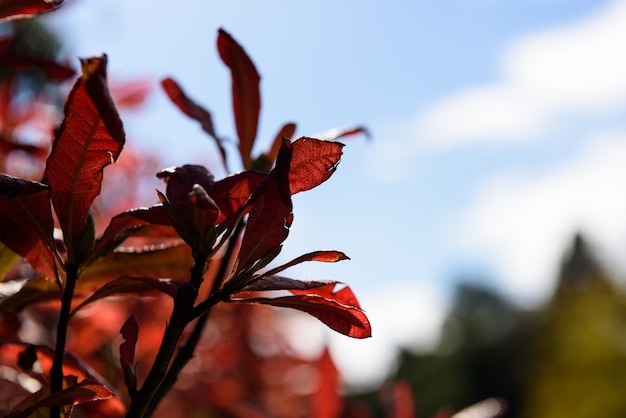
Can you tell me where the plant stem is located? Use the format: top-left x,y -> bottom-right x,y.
124,256 -> 206,418
49,263 -> 78,418
142,220 -> 245,416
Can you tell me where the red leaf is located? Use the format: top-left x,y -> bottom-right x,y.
232,293 -> 371,339
44,55 -> 125,261
161,77 -> 227,167
259,250 -> 349,279
5,376 -> 114,418
0,175 -> 56,278
0,0 -> 66,22
234,139 -> 292,273
79,243 -> 193,290
289,137 -> 344,194
72,276 -> 184,314
119,315 -> 138,368
217,28 -> 260,169
242,277 -> 336,292
290,282 -> 362,309
211,170 -> 265,223
156,164 -> 216,243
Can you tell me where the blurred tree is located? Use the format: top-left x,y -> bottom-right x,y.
520,234 -> 626,418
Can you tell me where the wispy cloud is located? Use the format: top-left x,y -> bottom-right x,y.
417,0 -> 626,149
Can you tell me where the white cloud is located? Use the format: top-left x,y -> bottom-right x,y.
417,0 -> 626,148
450,132 -> 626,303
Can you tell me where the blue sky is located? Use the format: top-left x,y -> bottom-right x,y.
41,0 -> 626,385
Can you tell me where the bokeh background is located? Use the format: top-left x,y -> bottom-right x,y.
10,0 -> 626,416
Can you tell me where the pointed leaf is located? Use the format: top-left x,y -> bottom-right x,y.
259,250 -> 349,279
217,28 -> 260,169
44,55 -> 125,261
0,0 -> 66,22
161,77 -> 227,167
232,293 -> 371,339
234,139 -> 292,273
289,137 -> 344,194
72,276 -> 184,314
242,276 -> 336,292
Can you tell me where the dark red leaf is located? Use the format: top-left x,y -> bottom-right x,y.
289,137 -> 344,194
72,276 -> 185,314
211,170 -> 265,223
232,293 -> 371,339
234,139 -> 292,273
161,77 -> 227,167
0,176 -> 56,279
315,125 -> 370,141
217,28 -> 260,169
156,165 -> 216,245
241,276 -> 335,292
44,55 -> 125,261
119,315 -> 138,368
258,250 -> 349,279
5,376 -> 114,418
79,243 -> 193,290
0,174 -> 48,197
0,0 -> 66,22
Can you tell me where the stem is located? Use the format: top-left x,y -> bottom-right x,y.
49,263 -> 78,418
125,257 -> 206,418
143,220 -> 245,416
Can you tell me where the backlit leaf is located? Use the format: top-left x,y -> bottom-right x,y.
161,77 -> 227,168
211,170 -> 265,223
44,55 -> 125,262
79,243 -> 193,290
0,0 -> 66,22
72,276 -> 184,315
217,28 -> 260,169
232,293 -> 371,339
0,242 -> 20,280
289,137 -> 344,194
234,139 -> 292,273
258,250 -> 349,279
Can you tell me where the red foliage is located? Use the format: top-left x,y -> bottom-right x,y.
0,11 -> 375,417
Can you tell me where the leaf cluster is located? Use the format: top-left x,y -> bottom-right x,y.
0,5 -> 370,417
